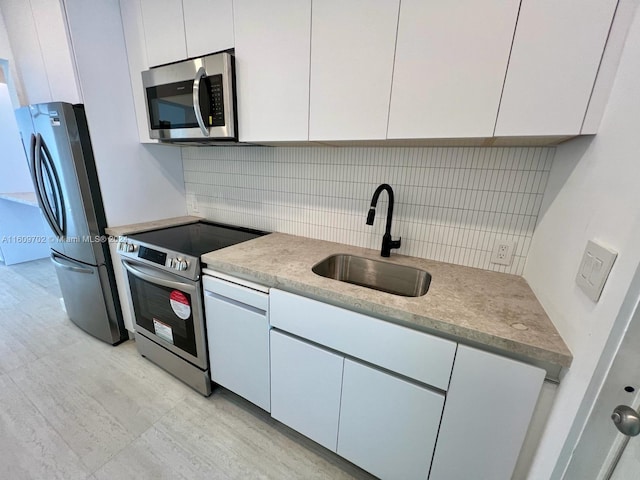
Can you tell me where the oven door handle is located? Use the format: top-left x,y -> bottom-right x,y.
122,260 -> 197,293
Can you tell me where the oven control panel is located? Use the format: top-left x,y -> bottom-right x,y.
118,238 -> 199,280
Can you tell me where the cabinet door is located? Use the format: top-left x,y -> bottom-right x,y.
140,0 -> 187,67
119,0 -> 157,143
233,0 -> 311,142
270,330 -> 343,451
309,0 -> 399,141
338,359 -> 444,480
387,0 -> 519,139
495,0 -> 618,136
204,287 -> 270,412
1,0 -> 51,104
30,0 -> 81,104
429,345 -> 545,480
183,0 -> 233,58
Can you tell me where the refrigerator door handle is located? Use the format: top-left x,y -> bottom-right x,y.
31,134 -> 60,237
35,134 -> 65,238
51,252 -> 94,274
29,134 -> 46,208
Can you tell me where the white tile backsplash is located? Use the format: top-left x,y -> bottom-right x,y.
182,146 -> 555,275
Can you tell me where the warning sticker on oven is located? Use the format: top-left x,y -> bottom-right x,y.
170,290 -> 191,320
153,318 -> 174,344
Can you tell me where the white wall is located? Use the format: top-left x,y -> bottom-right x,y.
183,146 -> 554,274
63,0 -> 186,227
524,5 -> 640,478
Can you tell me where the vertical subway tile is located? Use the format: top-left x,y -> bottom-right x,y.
180,145 -> 554,275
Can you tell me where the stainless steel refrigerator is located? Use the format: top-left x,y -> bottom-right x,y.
15,102 -> 127,345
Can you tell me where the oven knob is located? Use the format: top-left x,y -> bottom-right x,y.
117,241 -> 123,251
127,243 -> 137,253
167,258 -> 174,268
178,260 -> 189,271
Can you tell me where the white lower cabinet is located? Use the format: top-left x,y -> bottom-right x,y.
268,289 -> 547,479
429,345 -> 545,479
337,359 -> 445,480
270,330 -> 344,451
203,274 -> 270,411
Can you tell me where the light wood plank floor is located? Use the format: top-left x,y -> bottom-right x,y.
0,259 -> 375,479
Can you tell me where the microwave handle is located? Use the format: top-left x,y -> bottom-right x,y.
193,67 -> 210,137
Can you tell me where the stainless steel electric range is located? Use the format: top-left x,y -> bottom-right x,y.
118,221 -> 267,395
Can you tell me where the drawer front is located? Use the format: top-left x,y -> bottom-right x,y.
203,274 -> 269,311
270,289 -> 456,390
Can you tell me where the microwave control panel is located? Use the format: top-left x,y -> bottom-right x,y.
206,74 -> 225,127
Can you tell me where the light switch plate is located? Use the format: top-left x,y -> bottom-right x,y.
576,240 -> 617,302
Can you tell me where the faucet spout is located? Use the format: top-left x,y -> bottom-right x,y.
366,184 -> 401,257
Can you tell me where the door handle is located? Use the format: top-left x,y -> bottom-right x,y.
192,66 -> 210,137
35,134 -> 65,238
122,260 -> 196,293
611,405 -> 640,437
51,253 -> 94,274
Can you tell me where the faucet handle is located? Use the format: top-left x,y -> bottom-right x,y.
390,237 -> 401,250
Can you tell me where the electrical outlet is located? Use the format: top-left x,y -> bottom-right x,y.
186,193 -> 199,213
491,239 -> 516,266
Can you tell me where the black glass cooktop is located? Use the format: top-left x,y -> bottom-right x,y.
129,221 -> 267,257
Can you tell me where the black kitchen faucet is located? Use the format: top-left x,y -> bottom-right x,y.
366,183 -> 401,257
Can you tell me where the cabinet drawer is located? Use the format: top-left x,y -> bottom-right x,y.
203,274 -> 268,311
270,289 -> 456,390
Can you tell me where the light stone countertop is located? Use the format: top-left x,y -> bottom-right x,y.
202,232 -> 572,379
0,192 -> 39,207
104,215 -> 203,237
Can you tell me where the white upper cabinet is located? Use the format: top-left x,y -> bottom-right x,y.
1,0 -> 80,105
30,0 -> 81,104
233,0 -> 311,142
140,0 -> 187,67
140,0 -> 234,67
309,0 -> 400,141
183,0 -> 234,58
120,0 -> 156,143
387,0 -> 519,139
495,0 -> 618,137
1,0 -> 50,104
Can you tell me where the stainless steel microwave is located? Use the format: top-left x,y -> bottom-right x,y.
142,52 -> 236,143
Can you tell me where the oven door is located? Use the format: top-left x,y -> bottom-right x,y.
122,259 -> 207,370
142,53 -> 236,141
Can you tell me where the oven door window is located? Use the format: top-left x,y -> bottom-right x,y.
127,272 -> 197,357
146,76 -> 221,130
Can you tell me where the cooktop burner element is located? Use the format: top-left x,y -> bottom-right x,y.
118,221 -> 267,280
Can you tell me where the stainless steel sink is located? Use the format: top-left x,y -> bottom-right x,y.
312,254 -> 431,297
